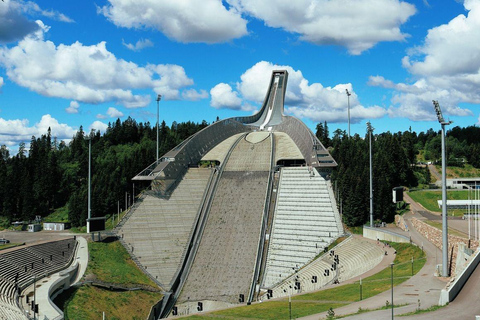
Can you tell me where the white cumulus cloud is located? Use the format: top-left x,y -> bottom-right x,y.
228,0 -> 416,54
65,101 -> 80,114
107,107 -> 124,118
0,0 -> 40,43
0,114 -> 77,149
369,0 -> 480,121
0,0 -> 73,44
97,107 -> 124,119
21,1 -> 74,23
122,38 -> 154,51
182,89 -> 209,101
210,83 -> 243,110
212,61 -> 387,123
98,0 -> 248,44
0,23 -> 206,108
89,120 -> 108,133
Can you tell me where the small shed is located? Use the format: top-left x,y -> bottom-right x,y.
28,224 -> 42,232
43,222 -> 71,231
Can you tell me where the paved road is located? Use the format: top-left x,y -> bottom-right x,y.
428,164 -> 441,182
299,209 -> 446,320
405,192 -> 472,240
1,229 -> 75,244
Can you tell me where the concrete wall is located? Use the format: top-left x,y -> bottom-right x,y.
439,248 -> 480,305
395,215 -> 408,232
47,262 -> 80,319
411,218 -> 479,276
363,226 -> 410,243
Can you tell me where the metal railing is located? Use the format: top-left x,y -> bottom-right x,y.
156,133 -> 247,318
248,133 -> 275,303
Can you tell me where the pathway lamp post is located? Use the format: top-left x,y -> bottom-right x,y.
391,262 -> 394,320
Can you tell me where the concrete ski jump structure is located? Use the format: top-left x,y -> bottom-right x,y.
119,70 -> 355,318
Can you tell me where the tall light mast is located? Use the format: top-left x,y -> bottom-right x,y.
346,89 -> 351,137
433,100 -> 453,277
156,94 -> 162,164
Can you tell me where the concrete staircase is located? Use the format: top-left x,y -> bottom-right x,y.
119,168 -> 212,290
263,167 -> 342,288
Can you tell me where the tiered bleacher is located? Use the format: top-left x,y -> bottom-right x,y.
0,301 -> 27,320
0,238 -> 77,319
263,166 -> 343,288
177,134 -> 272,305
120,168 -> 212,290
269,236 -> 384,299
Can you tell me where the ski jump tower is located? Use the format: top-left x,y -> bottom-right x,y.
125,70 -> 342,318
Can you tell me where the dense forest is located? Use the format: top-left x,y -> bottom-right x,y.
1,118 -> 480,228
0,117 -> 208,227
316,122 -> 480,226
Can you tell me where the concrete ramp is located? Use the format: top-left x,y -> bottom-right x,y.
176,134 -> 272,309
120,168 -> 212,290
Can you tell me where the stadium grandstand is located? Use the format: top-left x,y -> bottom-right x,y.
118,70 -> 352,318
0,238 -> 78,319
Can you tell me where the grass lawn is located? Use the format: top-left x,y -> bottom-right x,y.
398,303 -> 445,317
346,226 -> 363,235
43,206 -> 69,223
442,164 -> 480,179
182,242 -> 425,319
295,243 -> 425,303
0,243 -> 24,251
42,204 -> 129,233
193,301 -> 346,320
86,239 -> 158,287
59,285 -> 161,320
104,208 -> 129,230
408,190 -> 473,214
60,238 -> 163,319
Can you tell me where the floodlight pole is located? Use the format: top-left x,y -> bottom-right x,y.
433,100 -> 452,277
346,89 -> 351,137
156,94 -> 162,164
367,122 -> 374,227
87,135 -> 92,233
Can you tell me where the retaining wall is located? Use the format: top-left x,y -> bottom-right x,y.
395,215 -> 408,232
411,217 -> 479,276
439,247 -> 480,305
363,226 -> 410,243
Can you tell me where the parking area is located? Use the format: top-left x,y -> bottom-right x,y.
0,229 -> 77,246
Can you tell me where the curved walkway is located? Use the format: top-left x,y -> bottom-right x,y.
21,236 -> 88,320
300,210 -> 446,320
302,190 -> 480,320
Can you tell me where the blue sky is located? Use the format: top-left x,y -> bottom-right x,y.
1,0 -> 479,154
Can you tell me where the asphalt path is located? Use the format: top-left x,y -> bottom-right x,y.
1,229 -> 75,244
298,208 -> 447,320
428,164 -> 442,182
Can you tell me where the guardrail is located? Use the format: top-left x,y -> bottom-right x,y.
439,248 -> 480,305
363,226 -> 411,243
248,133 -> 275,304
